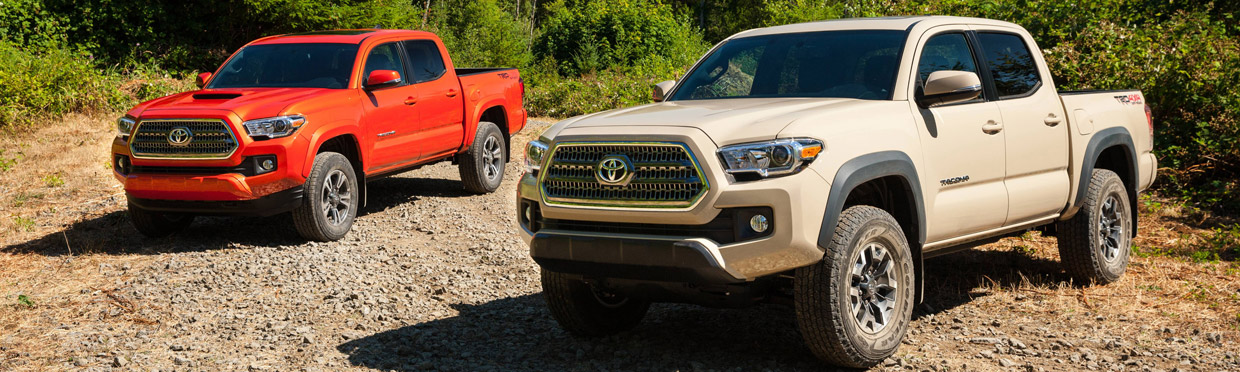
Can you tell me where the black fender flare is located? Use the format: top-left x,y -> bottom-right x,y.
1066,126 -> 1138,234
818,151 -> 926,248
818,151 -> 927,302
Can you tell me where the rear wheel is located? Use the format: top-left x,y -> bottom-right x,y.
1056,169 -> 1131,284
128,203 -> 194,237
458,122 -> 506,193
292,152 -> 358,242
541,270 -> 650,337
795,205 -> 914,368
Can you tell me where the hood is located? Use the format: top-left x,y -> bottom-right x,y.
550,98 -> 892,145
138,88 -> 344,120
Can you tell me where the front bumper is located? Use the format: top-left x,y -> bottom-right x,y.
518,126 -> 831,283
129,186 -> 304,217
111,120 -> 311,203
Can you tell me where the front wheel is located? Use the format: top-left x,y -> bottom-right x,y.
1056,169 -> 1132,284
541,270 -> 650,337
292,152 -> 358,242
458,121 -> 506,193
795,205 -> 915,368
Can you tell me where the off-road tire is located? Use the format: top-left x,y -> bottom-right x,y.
458,121 -> 505,194
292,152 -> 358,242
1056,169 -> 1132,285
128,203 -> 194,237
541,269 -> 650,337
795,205 -> 915,368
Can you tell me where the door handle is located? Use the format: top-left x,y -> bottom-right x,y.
1044,113 -> 1062,126
404,96 -> 418,105
446,89 -> 458,98
981,120 -> 1003,134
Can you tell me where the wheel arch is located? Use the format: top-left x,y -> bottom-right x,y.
313,133 -> 366,207
477,105 -> 510,162
819,151 -> 927,302
1068,126 -> 1138,236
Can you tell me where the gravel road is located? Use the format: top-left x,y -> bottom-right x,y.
2,118 -> 1237,371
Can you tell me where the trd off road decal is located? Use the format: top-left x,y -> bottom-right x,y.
1113,93 -> 1143,105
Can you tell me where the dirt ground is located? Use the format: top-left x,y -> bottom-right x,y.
1,114 -> 1237,371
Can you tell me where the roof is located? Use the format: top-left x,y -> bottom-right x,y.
248,29 -> 432,45
732,16 -> 1023,39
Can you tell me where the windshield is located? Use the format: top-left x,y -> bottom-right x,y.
207,43 -> 359,89
669,30 -> 906,101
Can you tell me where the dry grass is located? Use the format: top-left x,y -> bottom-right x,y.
0,113 -> 128,246
952,200 -> 1240,343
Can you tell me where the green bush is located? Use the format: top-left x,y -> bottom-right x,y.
428,0 -> 532,68
535,0 -> 706,76
0,41 -> 193,128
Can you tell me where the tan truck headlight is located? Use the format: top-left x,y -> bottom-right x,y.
525,140 -> 548,174
718,138 -> 823,179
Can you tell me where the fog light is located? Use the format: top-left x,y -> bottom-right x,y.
749,214 -> 769,233
114,155 -> 130,175
260,159 -> 275,171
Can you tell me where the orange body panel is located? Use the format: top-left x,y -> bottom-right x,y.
113,30 -> 525,208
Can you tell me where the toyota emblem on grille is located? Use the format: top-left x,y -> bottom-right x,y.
596,155 -> 635,186
167,126 -> 194,146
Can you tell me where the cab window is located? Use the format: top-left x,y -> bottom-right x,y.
363,42 -> 406,85
976,33 -> 1041,98
916,33 -> 980,100
402,40 -> 447,83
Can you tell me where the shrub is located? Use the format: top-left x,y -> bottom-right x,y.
0,41 -> 193,128
535,0 -> 706,76
427,0 -> 532,68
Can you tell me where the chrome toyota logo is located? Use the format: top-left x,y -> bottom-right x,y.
167,126 -> 193,146
596,155 -> 635,186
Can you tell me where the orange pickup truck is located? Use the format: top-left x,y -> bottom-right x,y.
112,29 -> 526,241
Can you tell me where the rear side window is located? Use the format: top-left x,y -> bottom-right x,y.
363,42 -> 405,84
402,40 -> 447,83
977,33 -> 1040,98
917,33 -> 979,89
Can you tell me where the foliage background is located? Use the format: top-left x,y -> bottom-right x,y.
0,0 -> 1237,209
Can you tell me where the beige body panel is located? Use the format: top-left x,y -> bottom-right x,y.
520,15 -> 1158,280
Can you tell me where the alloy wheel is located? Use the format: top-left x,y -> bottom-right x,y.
481,135 -> 503,182
1098,195 -> 1125,262
320,169 -> 352,226
850,242 -> 898,334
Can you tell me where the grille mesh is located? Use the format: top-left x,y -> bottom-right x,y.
130,119 -> 238,159
541,143 -> 707,208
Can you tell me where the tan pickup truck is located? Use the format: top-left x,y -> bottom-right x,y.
516,16 -> 1156,367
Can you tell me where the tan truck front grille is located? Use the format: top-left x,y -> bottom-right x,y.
129,119 -> 239,159
540,142 -> 708,208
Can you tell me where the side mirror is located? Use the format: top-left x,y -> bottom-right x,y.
364,70 -> 402,89
918,70 -> 982,108
652,80 -> 676,102
195,72 -> 212,88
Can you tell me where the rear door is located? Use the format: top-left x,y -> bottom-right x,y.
361,41 -> 421,171
910,27 -> 1009,242
401,39 -> 465,160
971,28 -> 1071,224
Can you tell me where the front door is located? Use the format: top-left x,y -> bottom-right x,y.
361,41 -> 421,172
911,29 -> 1009,243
